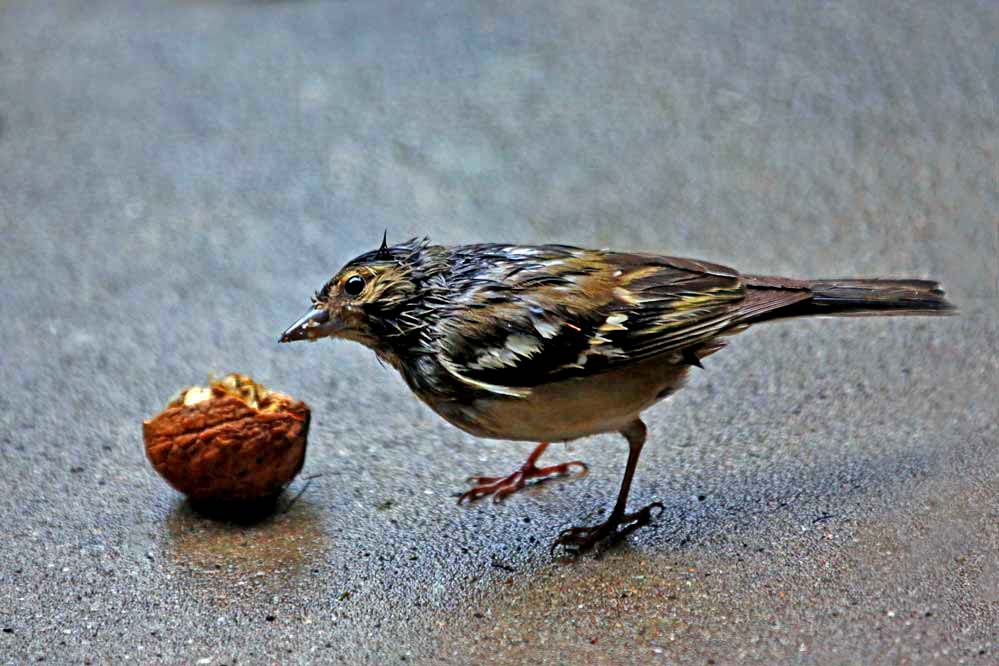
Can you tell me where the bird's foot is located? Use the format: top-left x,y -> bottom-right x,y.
458,458 -> 588,504
551,501 -> 665,556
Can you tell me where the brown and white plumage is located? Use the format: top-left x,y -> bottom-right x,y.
280,237 -> 955,554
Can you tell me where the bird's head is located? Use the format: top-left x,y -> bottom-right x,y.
279,235 -> 432,350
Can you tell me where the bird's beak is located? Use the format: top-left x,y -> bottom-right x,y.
279,307 -> 337,343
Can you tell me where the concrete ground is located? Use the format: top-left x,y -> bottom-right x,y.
1,1 -> 996,664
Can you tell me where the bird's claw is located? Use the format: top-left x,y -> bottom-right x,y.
551,501 -> 665,556
458,460 -> 588,504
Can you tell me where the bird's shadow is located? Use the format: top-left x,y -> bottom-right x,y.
540,442 -> 938,562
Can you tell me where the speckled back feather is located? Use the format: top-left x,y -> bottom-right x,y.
318,239 -> 954,401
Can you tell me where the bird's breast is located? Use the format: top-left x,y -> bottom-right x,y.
411,354 -> 691,442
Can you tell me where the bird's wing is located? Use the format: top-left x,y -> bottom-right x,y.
433,245 -> 750,397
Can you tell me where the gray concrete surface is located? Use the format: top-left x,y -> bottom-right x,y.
1,1 -> 996,664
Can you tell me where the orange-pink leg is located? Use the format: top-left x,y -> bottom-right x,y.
458,442 -> 588,504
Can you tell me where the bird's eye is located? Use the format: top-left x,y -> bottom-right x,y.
343,275 -> 366,297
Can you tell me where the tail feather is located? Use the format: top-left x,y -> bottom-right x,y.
741,276 -> 957,322
807,278 -> 955,316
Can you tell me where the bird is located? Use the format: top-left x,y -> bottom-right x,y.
279,235 -> 955,554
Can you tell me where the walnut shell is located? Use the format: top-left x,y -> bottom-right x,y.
143,374 -> 310,502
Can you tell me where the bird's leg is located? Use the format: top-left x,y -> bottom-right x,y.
458,441 -> 588,504
552,419 -> 664,555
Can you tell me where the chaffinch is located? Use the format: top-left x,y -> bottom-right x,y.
281,236 -> 954,554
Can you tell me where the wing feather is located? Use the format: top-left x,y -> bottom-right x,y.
434,246 -> 749,396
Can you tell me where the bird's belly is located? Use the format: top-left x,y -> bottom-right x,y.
432,357 -> 690,442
